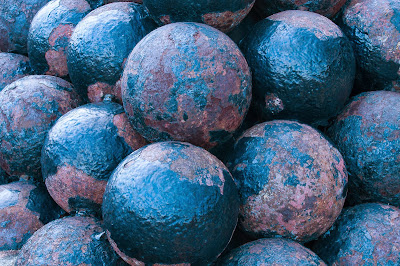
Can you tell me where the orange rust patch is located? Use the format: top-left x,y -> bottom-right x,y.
159,15 -> 171,25
45,49 -> 68,77
48,24 -> 74,47
201,2 -> 255,33
88,82 -> 120,103
265,93 -> 284,115
45,164 -> 107,213
112,113 -> 147,150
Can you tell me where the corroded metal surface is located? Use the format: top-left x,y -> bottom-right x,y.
0,181 -> 63,251
241,10 -> 355,126
143,0 -> 255,32
219,238 -> 326,265
340,0 -> 400,92
122,22 -> 252,150
28,0 -> 93,78
42,99 -> 146,214
227,120 -> 348,242
0,75 -> 83,180
254,0 -> 347,19
312,203 -> 400,265
0,53 -> 32,91
102,141 -> 239,264
328,91 -> 400,206
15,216 -> 123,265
67,2 -> 157,103
0,0 -> 50,54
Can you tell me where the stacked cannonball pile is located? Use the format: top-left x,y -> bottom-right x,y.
0,0 -> 399,264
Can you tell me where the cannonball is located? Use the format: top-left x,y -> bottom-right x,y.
142,0 -> 255,33
219,238 -> 326,265
241,10 -> 355,126
0,53 -> 32,91
328,91 -> 400,206
0,250 -> 18,266
102,141 -> 239,264
254,0 -> 347,19
312,203 -> 400,265
28,0 -> 94,78
0,75 -> 83,180
42,97 -> 146,214
227,120 -> 348,242
0,181 -> 63,251
0,0 -> 50,54
67,2 -> 158,103
340,0 -> 400,92
122,22 -> 252,150
15,216 -> 123,265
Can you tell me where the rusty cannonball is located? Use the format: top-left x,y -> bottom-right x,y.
15,216 -> 123,265
142,0 -> 255,33
0,75 -> 83,180
0,181 -> 63,251
254,0 -> 347,19
102,141 -> 239,264
0,53 -> 32,91
67,2 -> 158,103
219,238 -> 326,265
340,0 -> 400,92
0,0 -> 50,54
227,120 -> 348,242
312,203 -> 400,265
328,91 -> 400,207
42,97 -> 146,215
28,0 -> 94,78
122,22 -> 252,150
241,10 -> 355,126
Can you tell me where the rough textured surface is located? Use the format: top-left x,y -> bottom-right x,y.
254,0 -> 347,19
340,0 -> 400,92
28,0 -> 93,78
15,216 -> 124,265
312,203 -> 400,265
0,75 -> 83,181
0,181 -> 63,251
67,2 -> 157,103
0,250 -> 19,266
0,53 -> 32,91
0,0 -> 50,54
227,120 -> 348,242
105,0 -> 142,3
42,98 -> 146,214
143,0 -> 255,33
328,91 -> 400,206
122,22 -> 252,150
241,10 -> 355,126
102,141 -> 239,264
219,238 -> 326,265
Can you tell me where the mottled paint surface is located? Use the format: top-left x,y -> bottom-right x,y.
42,99 -> 146,214
0,53 -> 32,91
227,120 -> 348,242
328,91 -> 400,206
0,75 -> 83,180
219,238 -> 326,265
340,0 -> 400,92
313,203 -> 400,265
143,0 -> 255,32
67,2 -> 158,103
254,0 -> 347,19
122,22 -> 252,150
0,0 -> 50,54
0,181 -> 63,251
102,141 -> 239,264
15,216 -> 123,265
241,10 -> 355,126
28,0 -> 93,78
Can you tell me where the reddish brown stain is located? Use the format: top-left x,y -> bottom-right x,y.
112,113 -> 147,150
45,164 -> 107,213
88,81 -> 122,104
